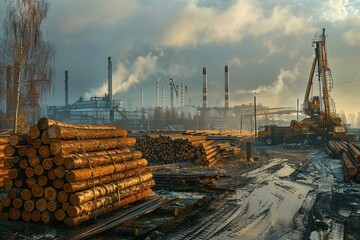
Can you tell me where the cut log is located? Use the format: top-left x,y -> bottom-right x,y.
66,158 -> 148,182
8,188 -> 20,199
44,186 -> 57,201
26,147 -> 37,157
9,134 -> 25,147
63,168 -> 146,193
4,145 -> 16,157
0,137 -> 9,145
24,200 -> 35,212
26,177 -> 37,188
41,131 -> 51,145
42,158 -> 53,170
21,189 -> 32,201
36,198 -> 48,212
47,125 -> 127,140
22,211 -> 32,222
9,207 -> 21,220
62,202 -> 70,211
54,166 -> 66,178
47,200 -> 58,212
1,196 -> 11,207
3,177 -> 13,189
32,139 -> 42,149
14,178 -> 23,187
25,167 -> 35,178
69,173 -> 153,206
19,159 -> 29,169
38,175 -> 48,186
63,150 -> 141,170
64,188 -> 152,227
47,169 -> 56,180
12,197 -> 23,208
50,137 -> 136,155
58,191 -> 68,203
52,178 -> 64,189
31,210 -> 41,222
37,118 -> 117,131
29,124 -> 41,139
54,209 -> 66,222
32,184 -> 44,197
67,181 -> 154,217
29,155 -> 41,168
34,165 -> 44,176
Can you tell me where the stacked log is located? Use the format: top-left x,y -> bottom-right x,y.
0,136 -> 11,188
215,142 -> 242,160
326,140 -> 360,183
135,134 -> 206,164
194,141 -> 221,166
0,118 -> 154,226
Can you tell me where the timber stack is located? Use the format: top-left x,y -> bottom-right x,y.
194,140 -> 221,166
0,136 -> 11,188
0,118 -> 154,227
135,134 -> 220,166
326,140 -> 360,183
215,142 -> 242,160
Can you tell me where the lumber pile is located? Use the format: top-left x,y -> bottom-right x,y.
153,172 -> 224,192
135,134 -> 221,166
0,136 -> 11,188
194,140 -> 221,166
215,142 -> 242,160
0,118 -> 154,226
326,140 -> 360,183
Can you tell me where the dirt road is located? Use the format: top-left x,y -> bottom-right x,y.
163,145 -> 360,240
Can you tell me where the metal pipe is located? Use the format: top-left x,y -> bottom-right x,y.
156,81 -> 159,108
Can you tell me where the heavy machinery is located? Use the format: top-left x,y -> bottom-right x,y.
259,28 -> 355,145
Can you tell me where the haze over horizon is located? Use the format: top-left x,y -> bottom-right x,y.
1,0 -> 360,126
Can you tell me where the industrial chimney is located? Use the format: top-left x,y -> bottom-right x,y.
107,57 -> 113,109
155,81 -> 159,108
202,67 -> 208,109
65,70 -> 69,107
225,65 -> 230,109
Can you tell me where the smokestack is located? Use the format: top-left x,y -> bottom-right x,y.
225,65 -> 230,109
65,70 -> 69,107
162,85 -> 165,109
156,81 -> 159,108
141,88 -> 144,109
202,67 -> 208,109
107,57 -> 113,109
180,83 -> 184,108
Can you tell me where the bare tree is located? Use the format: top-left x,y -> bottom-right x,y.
0,0 -> 55,132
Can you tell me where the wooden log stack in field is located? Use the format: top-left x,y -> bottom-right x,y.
135,134 -> 222,166
0,118 -> 154,226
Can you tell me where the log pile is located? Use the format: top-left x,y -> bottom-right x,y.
215,142 -> 242,160
0,136 -> 11,188
153,172 -> 224,192
326,140 -> 360,183
135,134 -> 221,166
194,140 -> 221,166
0,118 -> 154,226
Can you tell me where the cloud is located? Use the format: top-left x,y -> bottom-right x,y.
161,0 -> 313,48
237,67 -> 299,96
61,0 -> 139,32
343,16 -> 360,46
321,0 -> 360,22
228,57 -> 242,66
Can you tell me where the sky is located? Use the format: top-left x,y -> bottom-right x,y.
1,0 -> 360,123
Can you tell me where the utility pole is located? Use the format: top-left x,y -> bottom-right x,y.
254,96 -> 257,139
297,98 -> 299,121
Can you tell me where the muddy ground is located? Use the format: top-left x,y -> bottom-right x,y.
159,143 -> 360,240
